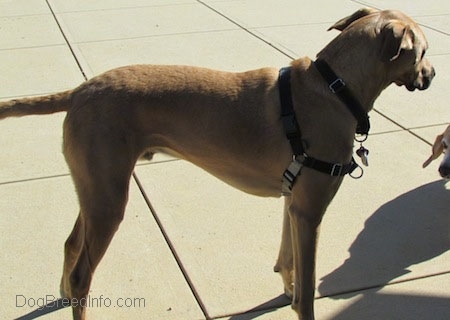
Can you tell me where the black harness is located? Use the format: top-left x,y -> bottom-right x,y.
279,59 -> 370,195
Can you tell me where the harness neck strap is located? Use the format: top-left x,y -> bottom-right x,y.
314,58 -> 370,136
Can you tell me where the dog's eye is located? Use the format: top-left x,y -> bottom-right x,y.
442,141 -> 448,149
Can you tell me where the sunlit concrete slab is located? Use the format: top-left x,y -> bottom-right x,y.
216,273 -> 450,319
201,0 -> 362,28
0,176 -> 204,319
55,3 -> 237,44
73,30 -> 290,78
375,55 -> 450,129
134,129 -> 449,318
0,0 -> 50,17
0,114 -> 69,183
0,46 -> 84,99
317,131 -> 449,298
135,161 -> 285,317
357,0 -> 450,16
48,0 -> 195,13
0,15 -> 65,50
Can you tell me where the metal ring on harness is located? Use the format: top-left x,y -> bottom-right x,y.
354,133 -> 368,143
349,163 -> 364,179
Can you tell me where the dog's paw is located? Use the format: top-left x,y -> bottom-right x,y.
284,284 -> 294,300
60,278 -> 71,299
274,265 -> 295,299
273,263 -> 281,273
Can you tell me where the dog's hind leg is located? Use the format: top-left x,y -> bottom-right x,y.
60,214 -> 83,298
64,164 -> 134,320
61,122 -> 139,319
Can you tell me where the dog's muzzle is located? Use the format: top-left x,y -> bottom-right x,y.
409,60 -> 436,91
439,162 -> 450,179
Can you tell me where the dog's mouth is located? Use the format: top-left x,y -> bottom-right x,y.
395,66 -> 435,92
396,80 -> 430,92
395,80 -> 417,91
405,83 -> 417,91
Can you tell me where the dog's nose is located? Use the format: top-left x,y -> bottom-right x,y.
421,66 -> 436,90
439,163 -> 450,179
429,66 -> 436,81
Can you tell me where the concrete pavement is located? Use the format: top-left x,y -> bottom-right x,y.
1,1 -> 449,319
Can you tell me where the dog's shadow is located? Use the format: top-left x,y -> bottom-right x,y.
318,179 -> 449,296
230,180 -> 449,319
316,179 -> 450,319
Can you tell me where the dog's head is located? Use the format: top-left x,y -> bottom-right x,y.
423,125 -> 450,179
328,8 -> 435,91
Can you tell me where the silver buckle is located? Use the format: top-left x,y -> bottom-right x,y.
329,78 -> 345,94
331,163 -> 343,176
282,158 -> 304,195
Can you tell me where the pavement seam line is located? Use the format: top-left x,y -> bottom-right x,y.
350,0 -> 449,36
132,172 -> 212,320
317,270 -> 450,300
373,109 -> 447,147
196,0 -> 296,60
45,0 -> 88,81
0,173 -> 71,186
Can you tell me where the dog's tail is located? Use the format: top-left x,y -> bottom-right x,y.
0,90 -> 73,120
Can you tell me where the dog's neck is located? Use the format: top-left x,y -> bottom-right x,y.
317,43 -> 391,112
313,58 -> 370,136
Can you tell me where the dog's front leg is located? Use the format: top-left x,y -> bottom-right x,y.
288,173 -> 340,320
274,190 -> 321,319
274,196 -> 294,298
289,198 -> 321,320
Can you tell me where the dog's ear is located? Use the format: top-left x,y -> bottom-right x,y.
328,8 -> 378,31
379,21 -> 414,62
423,134 -> 444,168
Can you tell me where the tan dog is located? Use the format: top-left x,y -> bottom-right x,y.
423,125 -> 450,178
1,8 -> 434,320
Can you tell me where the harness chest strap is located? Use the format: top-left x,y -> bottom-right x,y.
278,66 -> 359,195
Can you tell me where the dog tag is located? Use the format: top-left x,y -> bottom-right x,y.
356,146 -> 369,167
